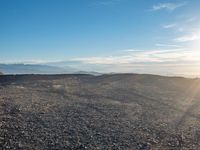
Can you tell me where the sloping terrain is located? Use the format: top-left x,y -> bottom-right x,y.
1,74 -> 200,149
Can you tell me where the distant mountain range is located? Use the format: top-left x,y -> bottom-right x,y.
0,64 -> 101,75
0,64 -> 73,74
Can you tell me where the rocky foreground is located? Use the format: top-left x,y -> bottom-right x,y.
1,74 -> 200,149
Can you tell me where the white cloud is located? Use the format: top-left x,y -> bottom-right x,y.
156,43 -> 182,48
186,17 -> 197,23
163,23 -> 178,29
174,33 -> 200,42
0,60 -> 48,65
121,49 -> 145,52
71,48 -> 190,65
4,48 -> 200,76
151,2 -> 186,11
68,48 -> 200,76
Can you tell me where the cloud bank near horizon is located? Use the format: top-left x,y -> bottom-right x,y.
2,47 -> 200,77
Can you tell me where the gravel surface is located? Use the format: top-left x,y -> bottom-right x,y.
1,74 -> 200,149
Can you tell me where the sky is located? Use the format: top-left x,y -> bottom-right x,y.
1,0 -> 200,76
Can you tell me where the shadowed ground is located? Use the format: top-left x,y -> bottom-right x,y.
1,74 -> 200,149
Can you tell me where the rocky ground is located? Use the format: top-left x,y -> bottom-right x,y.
1,74 -> 200,149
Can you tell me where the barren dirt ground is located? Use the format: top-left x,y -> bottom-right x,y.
1,74 -> 200,149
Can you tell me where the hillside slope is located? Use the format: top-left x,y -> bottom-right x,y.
1,74 -> 200,149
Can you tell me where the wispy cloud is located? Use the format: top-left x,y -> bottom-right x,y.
71,48 -> 188,65
186,16 -> 197,23
174,33 -> 200,42
156,43 -> 182,48
121,49 -> 146,52
162,16 -> 198,33
4,48 -> 200,76
162,23 -> 186,33
151,2 -> 187,11
67,48 -> 200,76
0,60 -> 48,65
163,23 -> 178,29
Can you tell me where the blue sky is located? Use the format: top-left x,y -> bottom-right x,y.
1,0 -> 200,75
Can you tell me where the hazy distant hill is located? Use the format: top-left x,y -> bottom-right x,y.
74,71 -> 102,76
0,64 -> 103,75
0,64 -> 76,74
